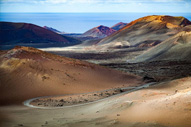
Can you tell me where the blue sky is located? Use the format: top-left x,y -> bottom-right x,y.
0,0 -> 191,13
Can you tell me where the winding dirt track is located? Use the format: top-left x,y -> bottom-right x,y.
23,82 -> 156,109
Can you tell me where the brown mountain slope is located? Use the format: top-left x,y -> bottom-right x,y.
133,31 -> 191,62
97,15 -> 191,48
0,22 -> 81,50
81,25 -> 116,38
0,46 -> 142,105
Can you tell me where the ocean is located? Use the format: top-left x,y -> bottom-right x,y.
0,13 -> 191,33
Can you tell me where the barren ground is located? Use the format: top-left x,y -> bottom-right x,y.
1,77 -> 191,127
1,46 -> 191,127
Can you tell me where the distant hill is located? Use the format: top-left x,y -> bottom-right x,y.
97,15 -> 191,49
81,25 -> 116,39
111,22 -> 128,31
43,26 -> 64,34
0,22 -> 81,50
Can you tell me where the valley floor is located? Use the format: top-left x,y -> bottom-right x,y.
47,47 -> 191,82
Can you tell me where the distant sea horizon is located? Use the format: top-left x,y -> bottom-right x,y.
0,12 -> 191,33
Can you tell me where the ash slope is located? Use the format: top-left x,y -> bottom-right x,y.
0,46 -> 142,105
0,22 -> 81,50
133,30 -> 191,62
97,15 -> 191,49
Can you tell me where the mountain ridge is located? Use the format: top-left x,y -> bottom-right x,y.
97,15 -> 191,48
0,22 -> 81,49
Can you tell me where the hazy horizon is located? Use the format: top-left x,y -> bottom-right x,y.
1,12 -> 191,33
1,0 -> 191,33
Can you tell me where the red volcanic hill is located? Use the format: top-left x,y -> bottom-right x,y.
111,22 -> 128,31
0,22 -> 81,49
97,15 -> 191,48
0,46 -> 142,105
81,25 -> 116,38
